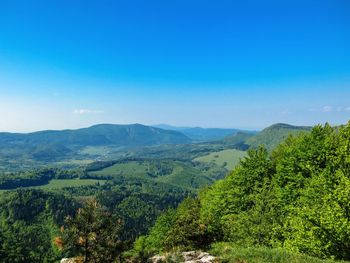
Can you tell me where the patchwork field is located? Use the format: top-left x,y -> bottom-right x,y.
90,161 -> 151,178
89,159 -> 226,190
33,179 -> 106,190
0,179 -> 105,194
194,149 -> 247,170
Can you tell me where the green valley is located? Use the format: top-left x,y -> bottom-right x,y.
0,122 -> 348,263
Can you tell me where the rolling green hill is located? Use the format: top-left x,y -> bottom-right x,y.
0,123 -> 191,148
0,124 -> 191,163
88,158 -> 227,190
194,149 -> 247,170
246,123 -> 312,151
218,131 -> 255,149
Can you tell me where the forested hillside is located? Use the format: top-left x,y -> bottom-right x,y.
0,124 -> 191,148
133,122 -> 350,262
0,122 -> 348,262
0,122 -> 310,172
0,180 -> 190,262
246,123 -> 311,151
0,123 -> 191,165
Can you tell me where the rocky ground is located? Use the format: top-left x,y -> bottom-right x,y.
61,250 -> 218,263
151,251 -> 218,263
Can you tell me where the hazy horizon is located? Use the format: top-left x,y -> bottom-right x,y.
1,1 -> 349,132
0,120 -> 340,134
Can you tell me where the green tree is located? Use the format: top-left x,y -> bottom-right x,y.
164,197 -> 207,250
0,189 -> 77,263
279,123 -> 350,259
200,146 -> 275,246
59,199 -> 124,262
130,209 -> 176,259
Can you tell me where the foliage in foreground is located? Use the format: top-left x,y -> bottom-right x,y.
0,189 -> 78,262
0,175 -> 189,262
134,122 -> 350,261
210,242 -> 349,263
57,199 -> 124,263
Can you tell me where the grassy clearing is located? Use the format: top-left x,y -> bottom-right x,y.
89,160 -> 217,190
90,161 -> 149,178
79,146 -> 112,156
194,149 -> 246,170
0,179 -> 105,193
155,162 -> 212,190
210,243 -> 348,263
33,179 -> 105,190
54,159 -> 93,166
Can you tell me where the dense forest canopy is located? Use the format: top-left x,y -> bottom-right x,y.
0,178 -> 190,262
134,122 -> 350,261
0,122 -> 349,262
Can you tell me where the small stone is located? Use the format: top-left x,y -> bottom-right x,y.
150,255 -> 166,263
182,251 -> 217,263
199,255 -> 216,263
183,251 -> 199,260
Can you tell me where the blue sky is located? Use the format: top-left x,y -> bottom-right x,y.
0,0 -> 349,132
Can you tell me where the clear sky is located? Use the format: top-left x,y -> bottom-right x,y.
0,0 -> 349,132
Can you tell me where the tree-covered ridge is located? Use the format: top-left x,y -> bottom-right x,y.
0,122 -> 309,172
246,122 -> 312,151
0,123 -> 191,164
135,122 -> 350,261
218,131 -> 255,150
0,124 -> 191,147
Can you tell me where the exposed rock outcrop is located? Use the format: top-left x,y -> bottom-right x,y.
150,251 -> 217,263
182,251 -> 216,263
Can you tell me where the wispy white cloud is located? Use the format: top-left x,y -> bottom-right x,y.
72,109 -> 104,115
322,105 -> 332,112
320,106 -> 350,113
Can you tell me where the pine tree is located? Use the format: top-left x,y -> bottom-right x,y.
57,199 -> 124,262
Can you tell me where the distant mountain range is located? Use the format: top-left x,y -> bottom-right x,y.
0,122 -> 313,168
153,124 -> 257,141
0,123 -> 191,147
0,124 -> 190,162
